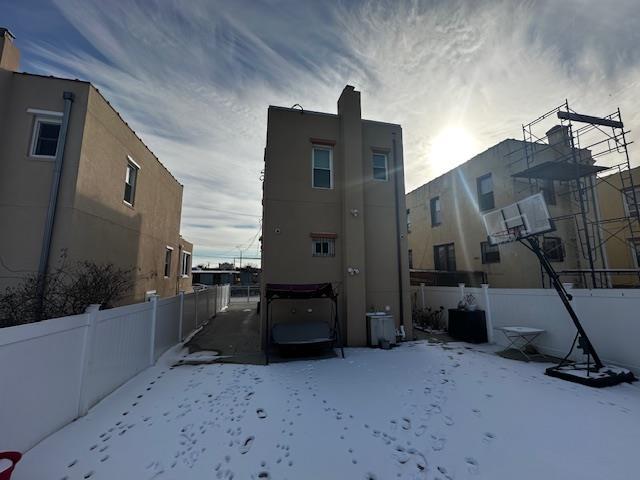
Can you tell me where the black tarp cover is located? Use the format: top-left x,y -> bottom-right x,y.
265,283 -> 336,301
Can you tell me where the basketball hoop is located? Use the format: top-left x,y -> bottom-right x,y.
482,193 -> 636,388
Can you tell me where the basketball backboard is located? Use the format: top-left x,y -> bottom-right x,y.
483,192 -> 554,245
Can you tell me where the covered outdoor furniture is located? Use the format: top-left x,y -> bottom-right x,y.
265,283 -> 345,364
497,326 -> 546,361
448,309 -> 488,343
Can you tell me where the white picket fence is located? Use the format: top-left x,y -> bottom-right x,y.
412,284 -> 640,374
0,285 -> 230,453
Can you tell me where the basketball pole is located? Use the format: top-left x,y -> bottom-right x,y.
519,236 -> 604,369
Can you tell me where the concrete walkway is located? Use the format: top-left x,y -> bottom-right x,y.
187,301 -> 264,364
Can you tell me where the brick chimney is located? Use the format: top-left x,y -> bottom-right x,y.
0,28 -> 20,71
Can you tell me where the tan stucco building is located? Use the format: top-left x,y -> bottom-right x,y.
406,127 -> 605,288
261,86 -> 412,347
0,28 -> 192,303
596,166 -> 640,287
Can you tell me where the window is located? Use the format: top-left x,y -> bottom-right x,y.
406,208 -> 411,233
312,237 -> 335,257
430,197 -> 441,226
631,239 -> 640,268
181,251 -> 191,276
543,237 -> 564,262
540,179 -> 556,206
481,241 -> 500,264
372,152 -> 388,181
408,249 -> 413,269
124,159 -> 139,206
164,247 -> 173,277
312,146 -> 332,189
477,173 -> 494,211
434,243 -> 456,271
30,118 -> 61,157
623,186 -> 640,218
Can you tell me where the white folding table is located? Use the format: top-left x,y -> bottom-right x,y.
497,326 -> 545,361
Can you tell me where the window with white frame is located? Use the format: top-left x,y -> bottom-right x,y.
30,117 -> 62,157
312,146 -> 332,189
164,247 -> 173,277
311,237 -> 335,257
124,158 -> 139,206
623,186 -> 640,218
372,152 -> 388,181
181,251 -> 191,276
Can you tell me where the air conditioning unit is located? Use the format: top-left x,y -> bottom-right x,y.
366,312 -> 396,347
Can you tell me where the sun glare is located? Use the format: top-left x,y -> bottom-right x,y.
429,127 -> 479,174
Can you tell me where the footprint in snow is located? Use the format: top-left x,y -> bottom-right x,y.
415,425 -> 427,437
444,416 -> 454,426
472,409 -> 482,417
239,436 -> 255,454
483,432 -> 496,443
437,465 -> 454,480
393,446 -> 410,464
430,434 -> 446,451
256,409 -> 267,419
465,457 -> 479,474
401,418 -> 411,430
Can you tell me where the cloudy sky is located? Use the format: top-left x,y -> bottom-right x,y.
4,0 -> 640,267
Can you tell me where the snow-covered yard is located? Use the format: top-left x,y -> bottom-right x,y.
15,341 -> 639,480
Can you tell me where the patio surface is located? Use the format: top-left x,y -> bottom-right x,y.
14,340 -> 640,480
187,302 -> 264,365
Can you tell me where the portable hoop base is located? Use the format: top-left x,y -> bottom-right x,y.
545,363 -> 636,388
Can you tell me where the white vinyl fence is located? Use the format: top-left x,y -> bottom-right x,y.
0,285 -> 230,453
412,284 -> 640,374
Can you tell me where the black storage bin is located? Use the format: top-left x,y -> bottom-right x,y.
447,309 -> 488,344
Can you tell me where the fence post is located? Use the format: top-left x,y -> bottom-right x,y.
149,295 -> 158,366
481,284 -> 494,343
178,291 -> 184,342
194,289 -> 199,328
213,286 -> 217,318
78,303 -> 101,417
458,283 -> 465,305
420,283 -> 425,310
247,285 -> 250,303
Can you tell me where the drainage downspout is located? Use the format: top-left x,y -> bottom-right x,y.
37,91 -> 75,315
392,133 -> 405,331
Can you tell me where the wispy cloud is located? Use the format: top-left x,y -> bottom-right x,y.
17,0 -> 640,266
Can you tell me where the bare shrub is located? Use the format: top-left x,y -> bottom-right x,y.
0,253 -> 133,327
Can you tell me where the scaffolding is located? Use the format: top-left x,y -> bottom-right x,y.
508,100 -> 640,288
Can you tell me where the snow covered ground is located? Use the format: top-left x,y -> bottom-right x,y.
14,340 -> 640,480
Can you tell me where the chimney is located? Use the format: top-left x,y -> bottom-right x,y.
546,125 -> 570,149
0,28 -> 20,71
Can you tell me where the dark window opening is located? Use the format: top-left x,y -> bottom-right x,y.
430,196 -> 441,226
312,146 -> 332,189
477,173 -> 494,211
164,248 -> 172,277
32,121 -> 61,157
372,153 -> 388,181
434,243 -> 456,271
124,161 -> 139,205
540,179 -> 556,206
543,237 -> 564,262
481,241 -> 500,264
312,237 -> 335,257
